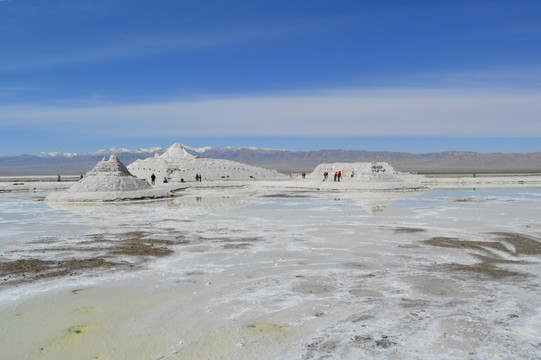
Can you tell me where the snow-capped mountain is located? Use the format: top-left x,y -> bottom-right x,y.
1,144 -> 541,176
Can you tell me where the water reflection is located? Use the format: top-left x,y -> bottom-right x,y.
344,190 -> 426,214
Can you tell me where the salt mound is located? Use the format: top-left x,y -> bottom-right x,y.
46,155 -> 180,202
307,162 -> 426,191
161,142 -> 197,161
309,162 -> 405,182
128,142 -> 287,182
69,155 -> 151,192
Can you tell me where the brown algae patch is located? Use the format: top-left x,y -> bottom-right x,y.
0,258 -> 118,286
246,323 -> 291,333
447,263 -> 523,278
393,227 -> 425,234
423,237 -> 509,253
1,231 -> 179,287
109,241 -> 173,257
490,232 -> 541,255
425,233 -> 541,256
423,234 -> 540,278
108,232 -> 175,257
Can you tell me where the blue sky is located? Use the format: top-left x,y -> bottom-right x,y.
1,0 -> 541,156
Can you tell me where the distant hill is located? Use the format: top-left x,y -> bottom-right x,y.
197,148 -> 541,174
0,148 -> 164,176
1,146 -> 540,176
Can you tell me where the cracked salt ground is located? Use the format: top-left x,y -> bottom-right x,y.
0,188 -> 540,359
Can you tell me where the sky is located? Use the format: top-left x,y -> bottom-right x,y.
1,0 -> 541,156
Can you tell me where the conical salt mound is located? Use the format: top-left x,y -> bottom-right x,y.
46,155 -> 184,202
87,155 -> 133,176
161,142 -> 196,161
68,155 -> 151,193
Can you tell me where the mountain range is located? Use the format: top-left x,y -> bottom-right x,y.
1,146 -> 540,176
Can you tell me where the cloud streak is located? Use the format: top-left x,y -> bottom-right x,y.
2,89 -> 540,138
0,15 -> 336,72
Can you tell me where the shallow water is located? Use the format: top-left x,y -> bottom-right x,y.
1,187 -> 541,359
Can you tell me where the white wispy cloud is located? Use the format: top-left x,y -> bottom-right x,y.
0,15 -> 334,72
2,88 -> 540,137
356,66 -> 541,89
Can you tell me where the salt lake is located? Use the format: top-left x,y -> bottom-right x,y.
1,186 -> 540,359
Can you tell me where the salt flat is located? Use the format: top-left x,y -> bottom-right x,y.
1,184 -> 541,359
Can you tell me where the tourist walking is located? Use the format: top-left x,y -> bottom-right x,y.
151,173 -> 156,185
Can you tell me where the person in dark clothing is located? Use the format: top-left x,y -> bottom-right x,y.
151,173 -> 156,185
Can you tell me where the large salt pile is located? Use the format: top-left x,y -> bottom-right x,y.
309,162 -> 426,190
310,162 -> 404,182
46,155 -> 180,202
128,143 -> 287,182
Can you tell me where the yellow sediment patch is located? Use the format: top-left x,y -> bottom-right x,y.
246,323 -> 291,333
69,325 -> 96,335
72,288 -> 97,295
40,324 -> 100,354
176,324 -> 295,358
75,306 -> 103,314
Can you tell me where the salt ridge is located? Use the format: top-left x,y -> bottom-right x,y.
128,142 -> 288,182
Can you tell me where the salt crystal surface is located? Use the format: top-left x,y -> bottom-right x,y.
1,187 -> 540,359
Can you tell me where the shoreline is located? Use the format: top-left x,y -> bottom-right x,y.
2,174 -> 541,194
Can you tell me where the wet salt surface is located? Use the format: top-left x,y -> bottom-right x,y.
1,187 -> 541,359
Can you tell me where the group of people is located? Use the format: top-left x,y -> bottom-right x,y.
322,170 -> 355,182
323,171 -> 343,181
150,172 -> 200,185
150,173 -> 169,185
322,171 -> 342,181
